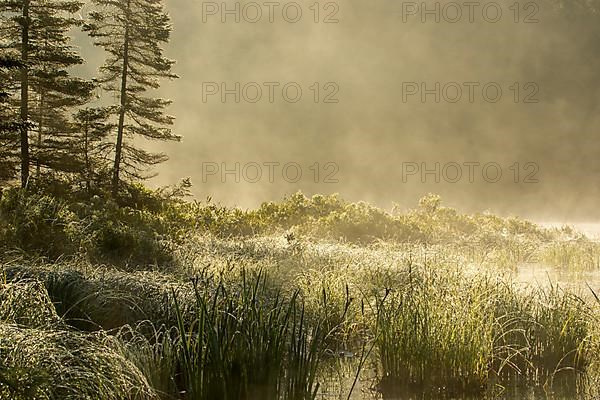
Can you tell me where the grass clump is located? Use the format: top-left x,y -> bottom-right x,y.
0,278 -> 158,400
373,265 -> 495,396
0,324 -> 158,400
170,269 -> 330,400
371,262 -> 595,397
0,279 -> 61,328
540,239 -> 600,270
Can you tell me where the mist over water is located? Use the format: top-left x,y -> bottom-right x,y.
538,222 -> 600,239
76,0 -> 600,221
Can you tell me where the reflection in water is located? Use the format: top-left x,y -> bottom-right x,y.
318,370 -> 589,400
319,374 -> 587,400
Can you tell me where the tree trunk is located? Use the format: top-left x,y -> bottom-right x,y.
36,91 -> 44,177
111,0 -> 131,197
19,0 -> 30,188
84,113 -> 91,192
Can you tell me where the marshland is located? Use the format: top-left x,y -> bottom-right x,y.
3,0 -> 600,398
1,189 -> 600,399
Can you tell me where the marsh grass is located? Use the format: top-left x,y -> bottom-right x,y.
4,262 -> 177,331
0,280 -> 158,399
0,324 -> 159,400
0,279 -> 62,328
116,323 -> 180,399
371,261 -> 596,397
540,240 -> 600,271
168,269 -> 333,400
2,193 -> 600,399
374,268 -> 493,395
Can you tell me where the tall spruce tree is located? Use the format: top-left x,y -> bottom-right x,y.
29,6 -> 94,176
84,0 -> 179,196
0,0 -> 92,187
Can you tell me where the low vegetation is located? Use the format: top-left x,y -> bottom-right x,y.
1,185 -> 599,399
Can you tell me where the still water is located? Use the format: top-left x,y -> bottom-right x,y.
520,222 -> 600,294
320,374 -> 590,400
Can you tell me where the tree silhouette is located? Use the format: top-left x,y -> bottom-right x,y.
0,0 -> 91,187
84,0 -> 179,196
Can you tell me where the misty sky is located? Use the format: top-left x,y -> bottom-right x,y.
75,0 -> 600,220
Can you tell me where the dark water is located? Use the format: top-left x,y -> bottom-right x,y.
319,377 -> 589,400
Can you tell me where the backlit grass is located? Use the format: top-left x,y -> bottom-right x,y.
1,192 -> 599,399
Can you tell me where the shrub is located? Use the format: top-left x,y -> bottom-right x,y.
0,189 -> 79,259
0,187 -> 179,268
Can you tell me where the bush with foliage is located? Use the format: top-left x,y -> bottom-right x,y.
0,181 -> 191,267
0,183 -> 557,268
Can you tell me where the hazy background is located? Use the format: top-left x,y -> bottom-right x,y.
75,0 -> 600,221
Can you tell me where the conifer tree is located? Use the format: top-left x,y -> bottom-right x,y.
84,0 -> 179,196
0,0 -> 92,186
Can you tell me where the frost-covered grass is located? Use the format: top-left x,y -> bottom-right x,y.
1,191 -> 600,399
